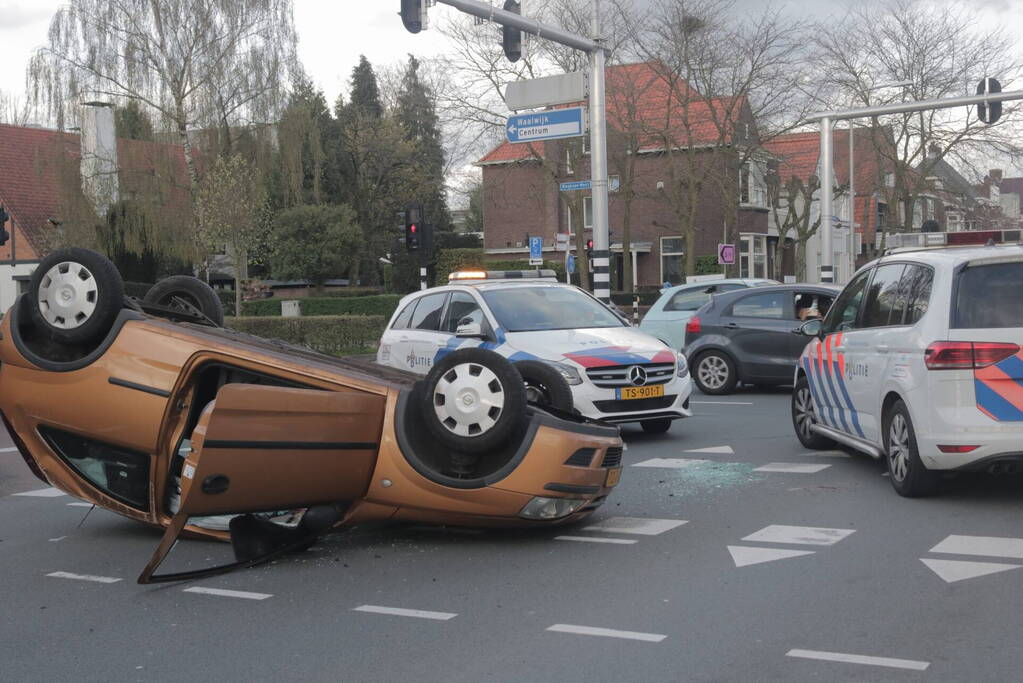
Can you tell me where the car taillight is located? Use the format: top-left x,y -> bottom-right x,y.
685,316 -> 701,335
937,445 -> 981,453
924,342 -> 1020,370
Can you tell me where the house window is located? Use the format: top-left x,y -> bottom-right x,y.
739,234 -> 767,278
565,197 -> 593,231
877,202 -> 888,229
565,148 -> 574,175
660,237 -> 685,285
740,162 -> 766,207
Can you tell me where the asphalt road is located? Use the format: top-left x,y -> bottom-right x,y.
3,388 -> 1023,682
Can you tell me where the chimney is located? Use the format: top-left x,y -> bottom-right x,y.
80,102 -> 119,215
989,169 -> 1003,184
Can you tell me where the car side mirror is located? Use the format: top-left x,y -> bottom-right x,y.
455,321 -> 485,338
797,319 -> 823,337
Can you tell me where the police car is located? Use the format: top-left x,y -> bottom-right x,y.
791,244 -> 1023,497
377,270 -> 692,433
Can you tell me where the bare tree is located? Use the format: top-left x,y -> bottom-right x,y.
28,0 -> 299,192
815,0 -> 1023,237
0,90 -> 33,126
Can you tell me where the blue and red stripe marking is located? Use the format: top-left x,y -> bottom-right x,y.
975,353 -> 1023,422
563,346 -> 668,368
803,334 -> 865,438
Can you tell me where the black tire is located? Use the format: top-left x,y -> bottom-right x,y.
27,247 -> 124,345
144,275 -> 225,326
692,350 -> 738,395
419,348 -> 527,455
884,400 -> 940,498
791,375 -> 836,450
641,418 -> 673,434
514,360 -> 574,412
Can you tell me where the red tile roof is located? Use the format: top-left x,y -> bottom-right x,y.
478,61 -> 748,165
0,123 -> 188,258
763,128 -> 888,192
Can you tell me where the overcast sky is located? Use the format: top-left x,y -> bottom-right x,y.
2,0 -> 1021,110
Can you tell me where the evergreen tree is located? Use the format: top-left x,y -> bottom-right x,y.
115,100 -> 154,141
348,55 -> 383,119
395,55 -> 451,231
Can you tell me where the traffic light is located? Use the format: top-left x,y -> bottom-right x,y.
585,238 -> 593,258
0,205 -> 9,247
400,0 -> 425,34
405,202 -> 423,251
977,77 -> 1002,124
502,1 -> 522,63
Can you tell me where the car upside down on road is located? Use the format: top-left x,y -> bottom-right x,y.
0,249 -> 623,584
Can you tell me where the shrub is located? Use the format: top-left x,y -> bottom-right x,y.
240,294 -> 402,318
224,315 -> 386,355
123,281 -> 153,298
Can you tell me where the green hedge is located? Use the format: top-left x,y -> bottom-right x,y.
240,294 -> 402,318
224,315 -> 386,355
432,248 -> 567,286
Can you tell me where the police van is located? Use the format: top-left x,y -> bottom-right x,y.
791,244 -> 1023,496
377,270 -> 692,433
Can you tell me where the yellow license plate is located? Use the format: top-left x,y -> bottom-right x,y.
605,468 -> 622,487
617,384 -> 665,400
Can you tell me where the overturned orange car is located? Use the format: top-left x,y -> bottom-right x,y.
0,249 -> 623,583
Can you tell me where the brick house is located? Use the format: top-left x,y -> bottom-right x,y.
477,61 -> 772,290
0,108 -> 187,311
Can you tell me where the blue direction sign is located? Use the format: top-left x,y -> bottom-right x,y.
559,175 -> 621,193
528,236 -> 544,265
507,107 -> 585,144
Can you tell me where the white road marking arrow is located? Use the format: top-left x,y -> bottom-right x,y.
728,545 -> 815,567
920,558 -> 1023,583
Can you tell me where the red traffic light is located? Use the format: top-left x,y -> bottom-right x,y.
586,239 -> 593,250
410,224 -> 417,233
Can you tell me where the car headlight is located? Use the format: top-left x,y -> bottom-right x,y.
519,496 -> 585,520
676,352 -> 689,377
546,361 -> 583,386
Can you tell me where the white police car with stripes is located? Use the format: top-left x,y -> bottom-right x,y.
791,243 -> 1023,497
377,270 -> 692,433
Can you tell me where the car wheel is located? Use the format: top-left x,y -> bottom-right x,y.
144,275 -> 225,326
885,400 -> 940,498
513,360 -> 574,412
420,348 -> 527,455
692,351 -> 738,395
791,376 -> 836,450
27,247 -> 124,345
641,418 -> 673,434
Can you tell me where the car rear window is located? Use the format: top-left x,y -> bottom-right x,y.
954,261 -> 1023,328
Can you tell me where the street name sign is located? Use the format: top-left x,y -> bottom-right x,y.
507,107 -> 585,144
718,243 -> 736,266
505,72 -> 586,111
559,175 -> 620,193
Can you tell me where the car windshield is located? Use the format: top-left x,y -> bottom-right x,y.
481,286 -> 625,332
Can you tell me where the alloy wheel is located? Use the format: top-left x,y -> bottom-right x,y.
794,386 -> 817,439
697,355 -> 729,390
888,414 -> 910,482
433,362 -> 505,437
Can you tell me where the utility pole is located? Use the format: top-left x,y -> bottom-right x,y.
588,0 -> 610,302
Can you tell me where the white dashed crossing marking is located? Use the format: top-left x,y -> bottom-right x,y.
728,546 -> 815,567
67,502 -> 93,507
547,624 -> 666,643
555,536 -> 637,545
742,525 -> 855,546
353,605 -> 457,621
632,458 -> 709,469
786,649 -> 929,671
930,535 -> 1023,560
49,536 -> 67,542
0,446 -> 18,453
754,463 -> 831,474
183,587 -> 272,600
13,488 -> 65,497
684,445 -> 734,455
920,558 -> 1023,583
583,517 -> 688,536
797,451 -> 850,458
47,571 -> 122,584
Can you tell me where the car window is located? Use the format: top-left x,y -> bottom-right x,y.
665,283 -> 744,312
390,300 -> 418,330
824,269 -> 870,333
793,292 -> 834,321
730,291 -> 786,319
954,261 -> 1023,328
897,265 -> 933,326
861,264 -> 906,328
409,292 -> 448,331
442,291 -> 485,333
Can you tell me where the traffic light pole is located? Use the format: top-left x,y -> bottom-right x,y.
811,87 -> 1023,284
434,0 -> 611,302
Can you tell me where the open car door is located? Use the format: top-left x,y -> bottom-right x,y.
139,383 -> 385,583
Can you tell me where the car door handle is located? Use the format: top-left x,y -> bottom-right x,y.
399,336 -> 409,342
876,344 -> 890,354
723,323 -> 740,329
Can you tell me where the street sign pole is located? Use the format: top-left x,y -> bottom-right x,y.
588,0 -> 610,302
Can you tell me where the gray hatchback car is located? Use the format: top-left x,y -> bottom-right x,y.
684,284 -> 839,394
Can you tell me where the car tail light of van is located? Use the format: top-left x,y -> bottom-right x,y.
937,445 -> 981,453
924,342 -> 1020,370
685,316 -> 701,336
